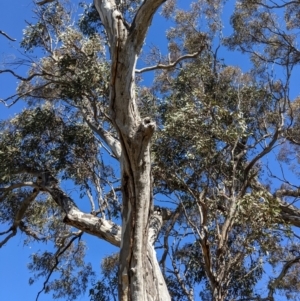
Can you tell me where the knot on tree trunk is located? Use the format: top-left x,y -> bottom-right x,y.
138,117 -> 156,138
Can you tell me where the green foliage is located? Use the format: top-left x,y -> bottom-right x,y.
28,240 -> 95,301
149,48 -> 296,299
89,253 -> 118,301
21,2 -> 67,52
78,3 -> 104,37
0,105 -> 97,182
225,0 -> 300,68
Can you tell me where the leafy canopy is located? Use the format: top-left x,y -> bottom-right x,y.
1,0 -> 300,301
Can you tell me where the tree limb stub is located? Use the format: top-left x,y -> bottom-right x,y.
64,214 -> 121,247
48,187 -> 122,246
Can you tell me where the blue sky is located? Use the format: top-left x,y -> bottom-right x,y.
1,1 -> 300,301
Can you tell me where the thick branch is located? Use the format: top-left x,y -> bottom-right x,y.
93,0 -> 119,49
48,187 -> 121,247
148,207 -> 163,245
130,0 -> 167,53
244,128 -> 281,180
84,116 -> 122,159
159,207 -> 181,272
278,200 -> 300,227
0,229 -> 16,248
0,182 -> 37,192
185,205 -> 216,290
275,188 -> 300,198
13,190 -> 40,228
64,213 -> 121,247
146,244 -> 171,301
19,221 -> 44,241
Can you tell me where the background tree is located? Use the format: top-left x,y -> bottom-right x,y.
1,0 -> 300,301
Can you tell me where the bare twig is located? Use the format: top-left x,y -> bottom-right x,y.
135,50 -> 203,74
0,189 -> 39,247
36,0 -> 55,5
0,182 -> 37,192
36,232 -> 83,301
0,30 -> 16,41
268,256 -> 300,299
0,229 -> 17,248
0,69 -> 44,82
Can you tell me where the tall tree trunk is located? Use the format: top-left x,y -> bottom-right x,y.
93,1 -> 170,300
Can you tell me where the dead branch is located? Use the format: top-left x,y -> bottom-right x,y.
0,30 -> 16,41
36,231 -> 83,301
0,189 -> 39,248
36,0 -> 55,5
135,50 -> 203,74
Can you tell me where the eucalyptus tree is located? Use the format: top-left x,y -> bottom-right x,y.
1,1 -> 300,301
